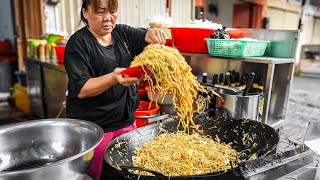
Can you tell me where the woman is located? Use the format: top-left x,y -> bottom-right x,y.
64,0 -> 166,179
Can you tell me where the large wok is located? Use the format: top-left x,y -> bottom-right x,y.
103,114 -> 279,180
0,119 -> 103,180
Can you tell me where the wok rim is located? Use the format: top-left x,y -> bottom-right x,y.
0,118 -> 104,176
105,118 -> 279,178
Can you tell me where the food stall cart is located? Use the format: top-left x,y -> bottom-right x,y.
25,29 -> 298,129
181,29 -> 298,130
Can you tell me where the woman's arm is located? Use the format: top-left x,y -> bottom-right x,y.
78,67 -> 139,99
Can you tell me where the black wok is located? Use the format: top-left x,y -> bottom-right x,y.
103,114 -> 279,180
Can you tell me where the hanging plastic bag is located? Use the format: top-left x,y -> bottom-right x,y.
209,26 -> 230,39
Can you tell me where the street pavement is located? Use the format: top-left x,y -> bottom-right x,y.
280,74 -> 320,145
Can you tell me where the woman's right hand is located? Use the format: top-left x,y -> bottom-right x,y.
113,68 -> 140,87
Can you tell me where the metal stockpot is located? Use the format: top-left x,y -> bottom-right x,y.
0,119 -> 103,180
216,88 -> 264,121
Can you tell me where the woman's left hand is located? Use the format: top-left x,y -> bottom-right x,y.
145,28 -> 166,45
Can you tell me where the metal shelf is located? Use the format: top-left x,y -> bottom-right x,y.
182,53 -> 294,64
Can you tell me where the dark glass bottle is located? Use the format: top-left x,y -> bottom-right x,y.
231,70 -> 235,77
230,74 -> 236,87
253,74 -> 259,89
212,74 -> 219,85
219,74 -> 224,85
241,74 -> 248,88
258,75 -> 264,91
224,72 -> 231,86
202,72 -> 208,84
197,72 -> 209,114
235,72 -> 240,87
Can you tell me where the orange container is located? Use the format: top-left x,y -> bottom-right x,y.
169,27 -> 215,53
134,101 -> 160,128
54,45 -> 66,64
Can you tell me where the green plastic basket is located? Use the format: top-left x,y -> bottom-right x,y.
206,39 -> 270,57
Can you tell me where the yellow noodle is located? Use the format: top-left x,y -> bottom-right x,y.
130,44 -> 238,176
131,44 -> 209,131
132,132 -> 238,176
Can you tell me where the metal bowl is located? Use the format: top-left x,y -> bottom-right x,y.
145,86 -> 173,105
0,119 -> 103,180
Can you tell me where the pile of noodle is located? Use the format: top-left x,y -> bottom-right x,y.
132,132 -> 238,176
131,44 -> 209,130
130,44 -> 238,176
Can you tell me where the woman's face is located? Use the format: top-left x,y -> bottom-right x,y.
83,0 -> 117,36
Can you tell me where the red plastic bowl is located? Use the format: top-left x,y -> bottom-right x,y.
134,101 -> 160,127
169,27 -> 215,53
121,65 -> 151,79
226,29 -> 252,39
54,45 -> 66,64
138,85 -> 147,99
165,39 -> 172,47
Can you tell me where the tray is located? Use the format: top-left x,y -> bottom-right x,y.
206,39 -> 269,57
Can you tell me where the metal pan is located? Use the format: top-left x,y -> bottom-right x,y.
103,114 -> 279,180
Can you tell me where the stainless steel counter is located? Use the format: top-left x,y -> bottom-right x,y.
183,29 -> 299,129
25,57 -> 67,118
24,29 -> 298,127
25,58 -> 65,72
182,53 -> 295,64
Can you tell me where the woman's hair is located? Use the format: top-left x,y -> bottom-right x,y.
80,0 -> 118,26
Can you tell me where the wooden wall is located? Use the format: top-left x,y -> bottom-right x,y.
13,0 -> 45,69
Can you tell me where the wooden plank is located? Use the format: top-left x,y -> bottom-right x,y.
252,4 -> 264,28
167,0 -> 172,17
12,0 -> 25,70
233,3 -> 251,28
268,0 -> 301,13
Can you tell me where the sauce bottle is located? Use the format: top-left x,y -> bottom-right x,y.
224,72 -> 231,86
235,72 -> 240,87
219,74 -> 224,85
258,76 -> 264,91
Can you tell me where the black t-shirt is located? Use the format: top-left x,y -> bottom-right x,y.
64,24 -> 148,132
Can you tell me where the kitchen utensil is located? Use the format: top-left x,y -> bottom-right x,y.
145,86 -> 173,105
134,101 -> 160,128
147,114 -> 170,123
243,72 -> 255,96
104,115 -> 279,179
0,119 -> 104,180
216,88 -> 264,121
121,65 -> 151,79
214,84 -> 244,94
304,122 -> 320,180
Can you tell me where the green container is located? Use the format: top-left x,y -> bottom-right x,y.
206,39 -> 269,58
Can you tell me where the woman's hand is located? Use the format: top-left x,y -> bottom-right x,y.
145,28 -> 166,45
113,68 -> 140,87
